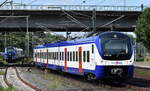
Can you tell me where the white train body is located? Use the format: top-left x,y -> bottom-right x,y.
33,32 -> 134,80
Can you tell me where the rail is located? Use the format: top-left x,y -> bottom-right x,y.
0,5 -> 147,11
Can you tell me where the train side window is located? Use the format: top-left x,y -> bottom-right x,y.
48,52 -> 50,59
52,52 -> 54,59
42,52 -> 45,59
70,52 -> 72,61
50,52 -> 52,59
73,51 -> 75,61
59,52 -> 61,61
55,52 -> 57,60
57,52 -> 59,60
38,53 -> 39,58
76,51 -> 78,61
68,52 -> 70,61
57,52 -> 58,60
50,52 -> 51,59
83,51 -> 86,62
92,45 -> 94,53
49,52 -> 50,59
62,52 -> 64,61
55,52 -> 57,59
87,51 -> 90,62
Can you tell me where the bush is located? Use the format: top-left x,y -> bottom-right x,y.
136,58 -> 144,62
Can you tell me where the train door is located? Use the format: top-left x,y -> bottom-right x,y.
78,47 -> 82,72
64,48 -> 67,71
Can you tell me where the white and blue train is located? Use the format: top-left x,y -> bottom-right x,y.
3,47 -> 24,63
33,32 -> 134,81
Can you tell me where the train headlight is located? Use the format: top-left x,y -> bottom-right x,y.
111,68 -> 123,75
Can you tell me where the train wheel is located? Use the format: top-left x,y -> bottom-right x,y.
86,74 -> 96,81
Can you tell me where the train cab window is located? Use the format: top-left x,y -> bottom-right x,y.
87,51 -> 90,62
76,51 -> 78,61
92,45 -> 94,53
83,51 -> 86,62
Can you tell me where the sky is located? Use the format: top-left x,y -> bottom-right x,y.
1,0 -> 150,6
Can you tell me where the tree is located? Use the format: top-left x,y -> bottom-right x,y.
135,8 -> 150,51
0,32 -> 65,52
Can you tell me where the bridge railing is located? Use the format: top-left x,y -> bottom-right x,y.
0,5 -> 146,11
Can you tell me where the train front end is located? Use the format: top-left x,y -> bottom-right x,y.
4,47 -> 17,63
99,32 -> 134,81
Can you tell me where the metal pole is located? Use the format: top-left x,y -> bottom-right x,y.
4,32 -> 7,48
26,16 -> 29,57
92,8 -> 96,32
124,0 -> 126,10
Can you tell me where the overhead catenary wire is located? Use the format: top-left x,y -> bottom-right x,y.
0,0 -> 8,7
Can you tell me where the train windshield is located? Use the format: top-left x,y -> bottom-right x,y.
101,33 -> 132,60
6,48 -> 14,52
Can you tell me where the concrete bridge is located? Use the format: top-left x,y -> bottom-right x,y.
0,5 -> 145,32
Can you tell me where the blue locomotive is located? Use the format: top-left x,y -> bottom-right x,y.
3,47 -> 24,63
33,32 -> 134,81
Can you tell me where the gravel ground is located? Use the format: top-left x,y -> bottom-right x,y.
18,67 -> 111,91
6,67 -> 35,91
0,69 -> 8,88
17,67 -> 150,91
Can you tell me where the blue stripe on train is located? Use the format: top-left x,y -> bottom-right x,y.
35,62 -> 133,79
35,62 -> 104,78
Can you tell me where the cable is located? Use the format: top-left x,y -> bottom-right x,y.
99,0 -> 107,4
27,0 -> 38,5
0,0 -> 8,7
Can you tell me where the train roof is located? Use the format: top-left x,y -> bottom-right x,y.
34,32 -> 129,49
34,36 -> 98,49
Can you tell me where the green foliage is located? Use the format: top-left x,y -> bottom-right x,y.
0,87 -> 16,91
136,8 -> 150,51
136,58 -> 144,62
0,32 -> 65,54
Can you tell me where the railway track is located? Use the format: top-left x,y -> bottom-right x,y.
1,65 -> 149,91
3,67 -> 42,91
25,67 -> 150,91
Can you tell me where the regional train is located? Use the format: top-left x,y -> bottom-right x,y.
33,32 -> 134,81
3,47 -> 24,63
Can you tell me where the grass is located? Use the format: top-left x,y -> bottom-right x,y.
135,69 -> 150,77
0,87 -> 16,91
42,71 -> 61,88
0,71 -> 5,75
